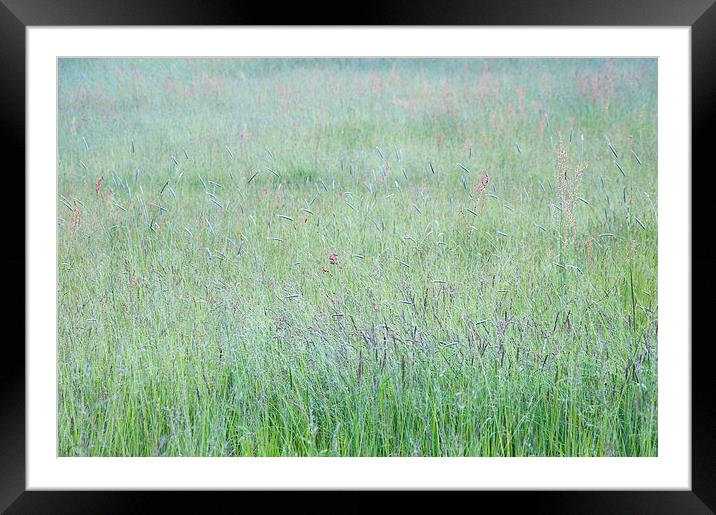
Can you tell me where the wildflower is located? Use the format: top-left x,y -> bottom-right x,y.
329,253 -> 339,265
470,170 -> 490,216
475,170 -> 490,196
322,266 -> 329,273
70,200 -> 81,230
95,175 -> 104,198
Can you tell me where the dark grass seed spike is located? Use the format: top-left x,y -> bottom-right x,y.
615,161 -> 626,177
247,171 -> 260,184
608,142 -> 619,160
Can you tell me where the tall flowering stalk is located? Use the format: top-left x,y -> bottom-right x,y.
473,170 -> 490,214
554,138 -> 585,243
460,169 -> 490,234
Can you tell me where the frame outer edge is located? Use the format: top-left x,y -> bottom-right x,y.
6,0 -> 714,511
0,0 -> 27,512
692,0 -> 716,512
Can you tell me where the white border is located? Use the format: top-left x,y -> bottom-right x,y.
27,27 -> 691,490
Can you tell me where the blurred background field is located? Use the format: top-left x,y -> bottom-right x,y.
58,58 -> 657,457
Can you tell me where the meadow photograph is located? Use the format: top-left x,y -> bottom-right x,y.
58,57 -> 658,458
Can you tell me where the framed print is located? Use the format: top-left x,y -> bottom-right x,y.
5,0 -> 714,512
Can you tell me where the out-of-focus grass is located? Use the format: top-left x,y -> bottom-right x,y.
58,58 -> 657,456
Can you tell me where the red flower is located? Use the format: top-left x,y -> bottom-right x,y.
322,266 -> 329,273
329,253 -> 339,265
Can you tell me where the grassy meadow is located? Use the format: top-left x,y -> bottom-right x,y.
58,58 -> 658,457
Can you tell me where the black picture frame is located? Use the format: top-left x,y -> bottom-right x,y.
4,1 -> 714,512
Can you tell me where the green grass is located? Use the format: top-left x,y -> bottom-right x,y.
58,58 -> 657,457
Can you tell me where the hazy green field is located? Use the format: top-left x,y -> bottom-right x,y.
58,58 -> 657,457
